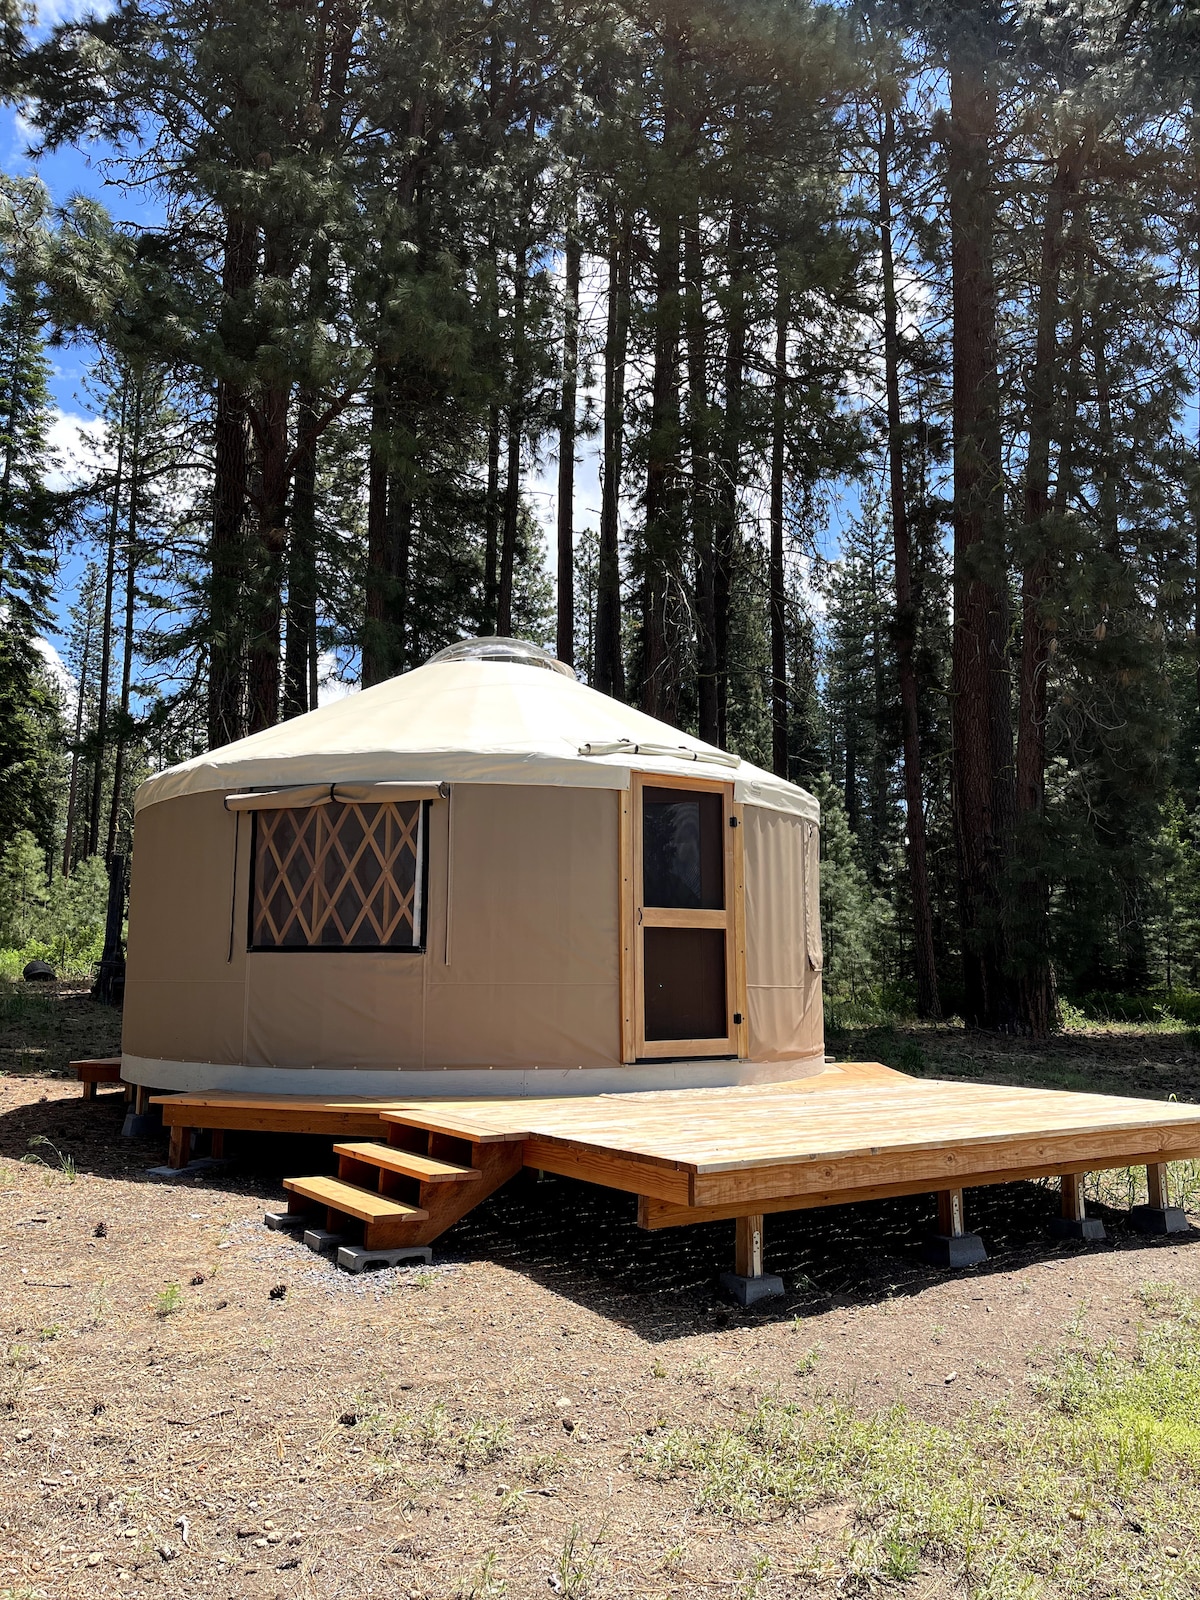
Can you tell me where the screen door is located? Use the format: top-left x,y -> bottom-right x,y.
631,776 -> 740,1059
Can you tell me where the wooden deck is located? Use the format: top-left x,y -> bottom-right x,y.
374,1063 -> 1200,1227
150,1062 -> 1200,1255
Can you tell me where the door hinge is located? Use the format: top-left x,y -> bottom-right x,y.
733,1012 -> 743,1025
729,816 -> 739,828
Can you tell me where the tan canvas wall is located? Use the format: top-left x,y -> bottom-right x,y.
425,784 -> 620,1067
743,806 -> 824,1062
244,951 -> 426,1069
129,783 -> 622,1073
127,784 -> 813,1075
123,788 -> 247,1064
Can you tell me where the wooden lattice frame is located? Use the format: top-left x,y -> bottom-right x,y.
251,800 -> 424,950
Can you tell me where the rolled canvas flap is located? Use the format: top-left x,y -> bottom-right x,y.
804,819 -> 824,973
332,781 -> 449,803
225,785 -> 334,812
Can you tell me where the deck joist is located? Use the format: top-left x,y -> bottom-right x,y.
151,1063 -> 1200,1232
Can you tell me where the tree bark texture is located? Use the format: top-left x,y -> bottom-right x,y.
1014,133 -> 1089,1037
946,45 -> 1016,1030
880,104 -> 941,1019
89,380 -> 127,857
769,271 -> 789,780
556,216 -> 580,667
209,211 -> 256,749
595,207 -> 628,700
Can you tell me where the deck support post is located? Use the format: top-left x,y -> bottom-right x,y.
167,1124 -> 191,1170
1131,1163 -> 1190,1235
1049,1172 -> 1106,1241
719,1214 -> 784,1306
923,1188 -> 987,1268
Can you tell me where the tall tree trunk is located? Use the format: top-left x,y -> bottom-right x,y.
1014,135 -> 1088,1037
556,211 -> 580,666
946,39 -> 1014,1030
685,209 -> 717,744
387,447 -> 412,673
641,87 -> 684,723
484,401 -> 501,633
362,374 -> 391,685
246,374 -> 290,733
868,525 -> 888,877
284,388 -> 318,716
282,7 -> 354,715
879,104 -> 940,1019
106,378 -> 143,862
1194,96 -> 1200,723
497,238 -> 527,639
209,211 -> 256,748
595,205 -> 628,700
769,272 -> 789,780
62,578 -> 98,878
89,380 -> 128,857
713,202 -> 746,748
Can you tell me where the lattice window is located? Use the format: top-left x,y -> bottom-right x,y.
250,800 -> 425,951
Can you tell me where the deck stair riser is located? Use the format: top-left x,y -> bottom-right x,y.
284,1118 -> 522,1251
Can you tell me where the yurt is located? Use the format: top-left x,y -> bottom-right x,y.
122,638 -> 823,1098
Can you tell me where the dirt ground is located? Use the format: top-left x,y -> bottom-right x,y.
2,989 -> 1200,1597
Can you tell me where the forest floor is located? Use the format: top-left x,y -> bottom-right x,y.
2,983 -> 1200,1599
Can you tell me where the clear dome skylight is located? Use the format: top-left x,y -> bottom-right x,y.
427,637 -> 577,678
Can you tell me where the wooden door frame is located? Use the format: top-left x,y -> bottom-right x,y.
619,773 -> 748,1063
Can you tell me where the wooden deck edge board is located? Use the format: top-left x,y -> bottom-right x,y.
517,1128 -> 687,1173
688,1137 -> 1200,1208
643,1148 -> 1200,1229
522,1136 -> 688,1204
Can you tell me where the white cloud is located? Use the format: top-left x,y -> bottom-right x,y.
45,408 -> 108,491
34,635 -> 75,703
317,651 -> 360,706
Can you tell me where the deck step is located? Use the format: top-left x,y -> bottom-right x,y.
283,1175 -> 428,1223
334,1142 -> 482,1183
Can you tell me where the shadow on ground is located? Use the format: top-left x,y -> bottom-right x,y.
3,1080 -> 1196,1343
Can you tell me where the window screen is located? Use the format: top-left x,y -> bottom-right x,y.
642,787 -> 724,909
251,800 -> 425,951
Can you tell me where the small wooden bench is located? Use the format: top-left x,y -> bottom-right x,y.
72,1058 -> 123,1100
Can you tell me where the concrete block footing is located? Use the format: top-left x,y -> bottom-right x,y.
337,1244 -> 433,1274
303,1228 -> 345,1253
922,1232 -> 987,1268
1130,1205 -> 1191,1236
1049,1215 -> 1107,1242
264,1211 -> 311,1232
122,1110 -> 161,1139
719,1270 -> 785,1307
146,1157 -> 227,1182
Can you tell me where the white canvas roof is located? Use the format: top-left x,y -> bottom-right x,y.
135,654 -> 820,821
